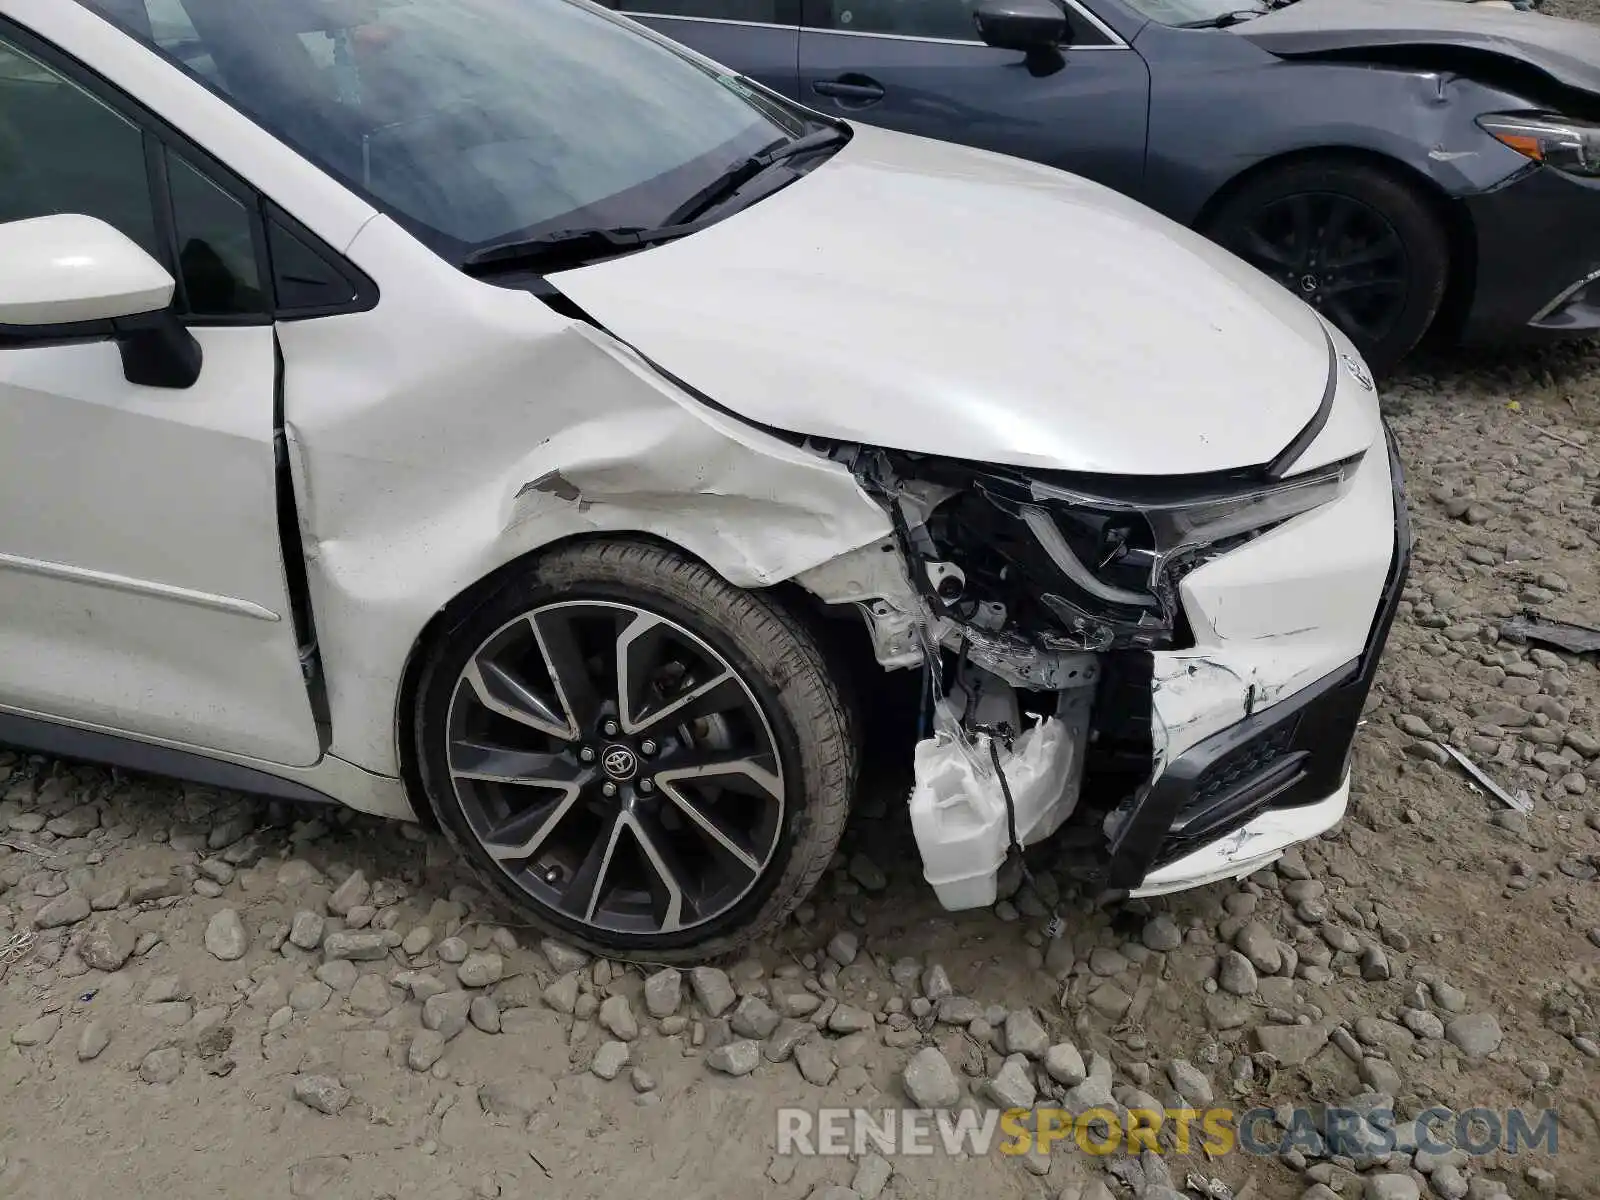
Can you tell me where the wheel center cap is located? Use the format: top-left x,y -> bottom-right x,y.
1299,273 -> 1320,294
600,744 -> 638,782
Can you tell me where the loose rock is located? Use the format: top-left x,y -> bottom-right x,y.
706,1038 -> 761,1076
34,891 -> 90,929
456,951 -> 504,988
592,1040 -> 630,1080
690,966 -> 737,1017
140,1046 -> 183,1084
1445,1013 -> 1503,1058
293,1074 -> 352,1116
599,994 -> 639,1041
902,1047 -> 961,1108
644,967 -> 683,1018
203,909 -> 248,961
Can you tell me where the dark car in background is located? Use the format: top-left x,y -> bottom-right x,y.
607,0 -> 1600,372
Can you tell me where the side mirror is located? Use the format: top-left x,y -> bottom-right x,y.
0,214 -> 174,325
973,0 -> 1069,52
0,214 -> 201,388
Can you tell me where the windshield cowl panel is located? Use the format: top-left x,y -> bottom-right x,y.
77,0 -> 813,264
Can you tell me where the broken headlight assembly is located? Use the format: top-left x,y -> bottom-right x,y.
902,453 -> 1362,653
1478,113 -> 1600,178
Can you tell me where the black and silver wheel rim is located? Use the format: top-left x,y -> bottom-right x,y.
444,600 -> 786,937
1230,191 -> 1409,346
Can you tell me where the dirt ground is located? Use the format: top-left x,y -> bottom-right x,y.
6,33 -> 1600,1200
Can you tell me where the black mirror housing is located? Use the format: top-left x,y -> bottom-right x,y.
113,309 -> 203,389
973,0 -> 1069,52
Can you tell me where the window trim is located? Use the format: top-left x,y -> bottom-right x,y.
0,13 -> 376,337
616,0 -> 802,25
159,138 -> 274,325
786,0 -> 1127,47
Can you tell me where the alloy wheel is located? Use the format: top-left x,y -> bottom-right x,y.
1231,191 -> 1409,346
444,600 -> 787,937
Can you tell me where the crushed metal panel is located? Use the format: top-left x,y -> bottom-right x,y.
278,216 -> 891,778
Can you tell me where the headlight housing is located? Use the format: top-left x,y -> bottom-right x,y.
1478,113 -> 1600,178
979,456 -> 1361,650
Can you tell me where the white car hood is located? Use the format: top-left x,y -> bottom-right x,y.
550,124 -> 1334,476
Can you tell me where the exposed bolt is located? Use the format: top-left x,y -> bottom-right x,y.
578,746 -> 596,763
602,719 -> 620,736
639,778 -> 655,794
543,865 -> 563,885
601,781 -> 617,798
640,739 -> 658,756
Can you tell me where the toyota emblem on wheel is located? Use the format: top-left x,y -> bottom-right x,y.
601,744 -> 638,781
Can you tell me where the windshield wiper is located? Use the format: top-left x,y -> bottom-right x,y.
1176,7 -> 1266,25
663,124 -> 850,227
461,223 -> 703,274
460,124 -> 850,276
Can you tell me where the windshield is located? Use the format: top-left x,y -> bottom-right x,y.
1118,0 -> 1268,25
78,0 -> 810,261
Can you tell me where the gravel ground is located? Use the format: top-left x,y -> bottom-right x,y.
6,37 -> 1600,1199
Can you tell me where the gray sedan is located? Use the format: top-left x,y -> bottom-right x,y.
607,0 -> 1600,372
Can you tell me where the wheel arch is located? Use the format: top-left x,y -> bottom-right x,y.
1192,145 -> 1477,342
390,529 -> 877,831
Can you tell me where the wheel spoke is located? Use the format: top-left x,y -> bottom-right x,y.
559,810 -> 625,922
1324,231 -> 1402,271
624,811 -> 688,933
1317,198 -> 1351,262
654,750 -> 783,800
1321,275 -> 1403,300
449,738 -> 584,786
530,609 -> 604,732
614,609 -> 667,732
1288,195 -> 1315,265
478,789 -> 583,861
657,782 -> 764,876
1323,295 -> 1374,341
1239,227 -> 1295,270
463,659 -> 572,739
622,667 -> 741,735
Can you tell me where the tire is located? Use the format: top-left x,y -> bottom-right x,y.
412,538 -> 856,962
1203,159 -> 1450,375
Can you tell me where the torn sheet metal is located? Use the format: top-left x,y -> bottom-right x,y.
279,216 -> 891,778
1437,742 -> 1533,813
1499,613 -> 1600,656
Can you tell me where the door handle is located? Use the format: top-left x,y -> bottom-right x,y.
812,75 -> 885,102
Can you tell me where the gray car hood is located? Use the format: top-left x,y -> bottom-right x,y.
1243,0 -> 1600,96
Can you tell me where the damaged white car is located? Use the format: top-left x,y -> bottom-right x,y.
0,0 -> 1409,958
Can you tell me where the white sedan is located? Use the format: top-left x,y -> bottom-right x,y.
0,0 -> 1407,958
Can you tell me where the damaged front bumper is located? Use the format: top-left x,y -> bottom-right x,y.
1112,427 -> 1411,893
796,355 -> 1408,910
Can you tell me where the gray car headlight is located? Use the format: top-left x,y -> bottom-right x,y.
1479,113 -> 1600,178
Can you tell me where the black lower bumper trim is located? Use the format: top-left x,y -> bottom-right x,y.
1103,424 -> 1412,890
